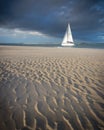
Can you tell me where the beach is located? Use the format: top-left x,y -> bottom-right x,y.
0,46 -> 104,130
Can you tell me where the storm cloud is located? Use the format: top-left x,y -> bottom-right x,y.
0,0 -> 104,42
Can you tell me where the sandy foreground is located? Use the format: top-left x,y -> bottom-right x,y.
0,46 -> 104,130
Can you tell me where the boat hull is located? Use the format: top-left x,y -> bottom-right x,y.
61,43 -> 74,46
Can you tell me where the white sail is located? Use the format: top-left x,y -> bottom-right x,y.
61,23 -> 74,46
62,29 -> 67,44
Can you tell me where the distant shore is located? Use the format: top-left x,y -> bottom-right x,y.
0,46 -> 104,130
0,42 -> 104,49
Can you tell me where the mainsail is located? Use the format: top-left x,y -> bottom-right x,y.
61,23 -> 74,46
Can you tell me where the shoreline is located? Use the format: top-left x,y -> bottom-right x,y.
0,43 -> 104,49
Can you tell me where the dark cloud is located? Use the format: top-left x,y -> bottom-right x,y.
0,0 -> 104,42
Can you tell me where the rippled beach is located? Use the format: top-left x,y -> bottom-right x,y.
0,46 -> 104,130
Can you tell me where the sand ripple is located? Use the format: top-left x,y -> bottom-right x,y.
0,46 -> 104,130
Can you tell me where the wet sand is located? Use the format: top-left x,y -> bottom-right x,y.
0,46 -> 104,130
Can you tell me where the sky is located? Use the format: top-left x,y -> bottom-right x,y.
0,0 -> 104,44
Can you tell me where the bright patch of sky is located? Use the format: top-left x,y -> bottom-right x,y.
0,28 -> 61,44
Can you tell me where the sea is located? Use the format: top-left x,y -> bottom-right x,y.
0,43 -> 104,49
